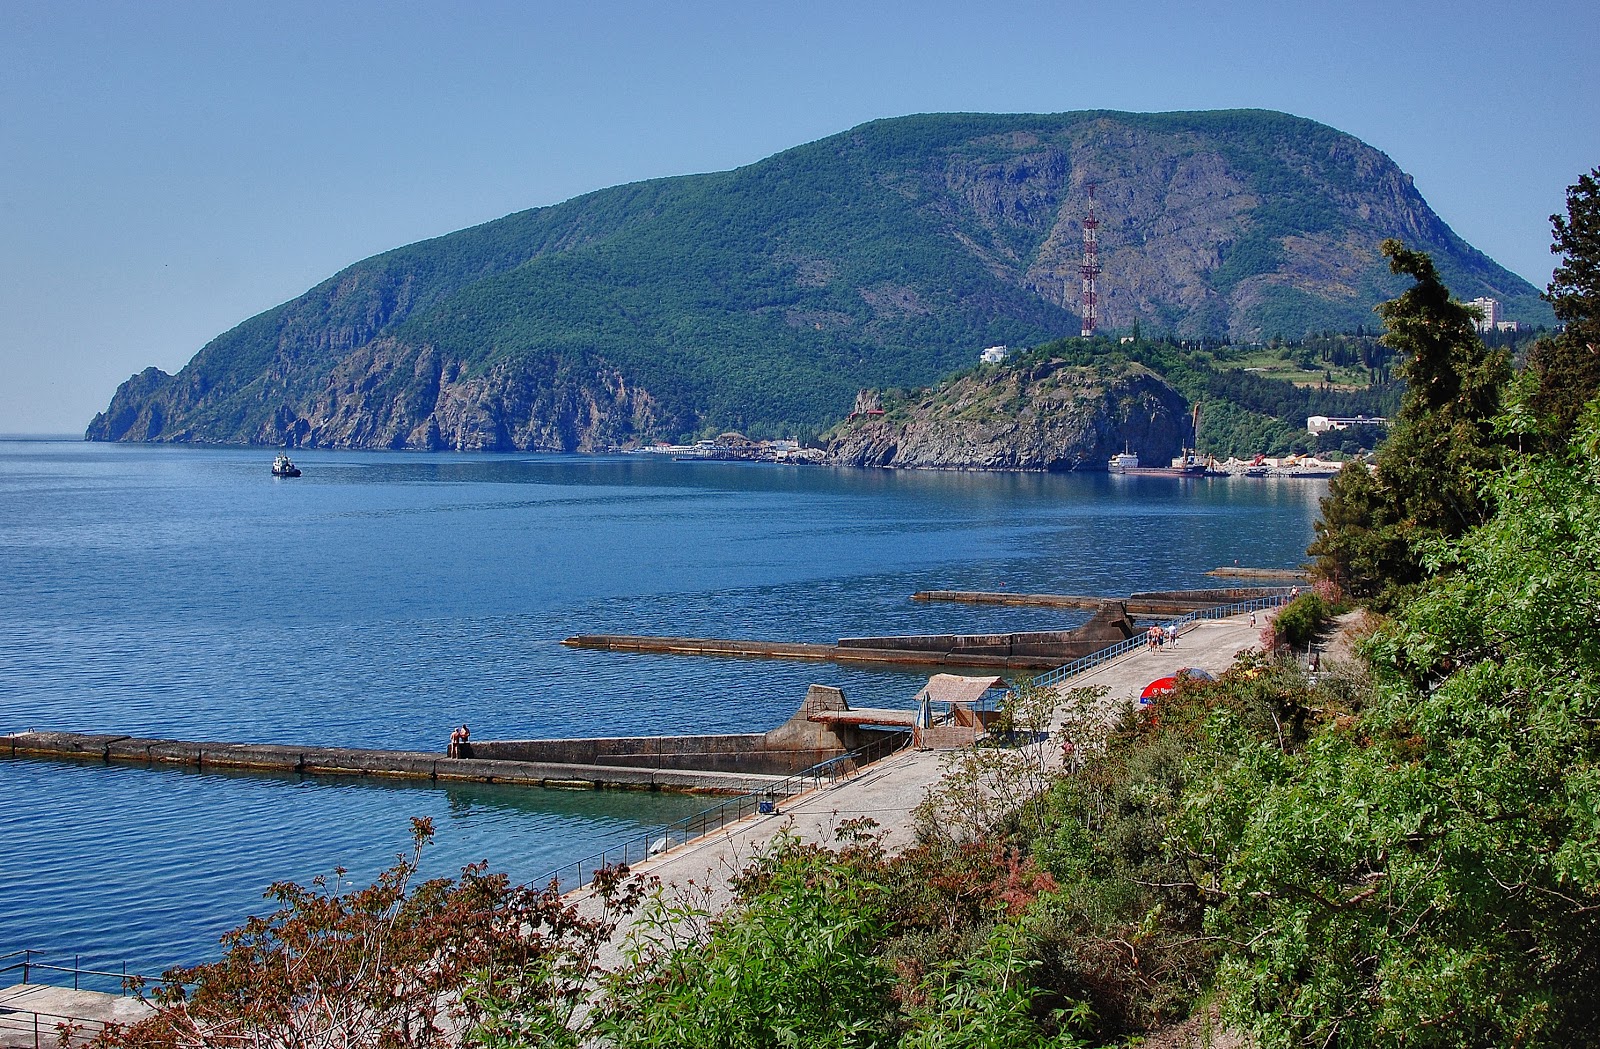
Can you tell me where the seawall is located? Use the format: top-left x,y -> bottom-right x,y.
3,731 -> 785,795
566,601 -> 1144,670
473,733 -> 846,777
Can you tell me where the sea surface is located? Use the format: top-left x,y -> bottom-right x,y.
0,439 -> 1324,979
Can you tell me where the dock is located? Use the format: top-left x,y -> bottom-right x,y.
1205,567 -> 1309,580
564,599 -> 1165,671
561,633 -> 1063,670
910,587 -> 1284,617
2,732 -> 787,795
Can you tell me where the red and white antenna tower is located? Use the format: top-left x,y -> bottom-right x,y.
1079,182 -> 1101,338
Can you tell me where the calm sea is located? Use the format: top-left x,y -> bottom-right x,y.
0,439 -> 1323,978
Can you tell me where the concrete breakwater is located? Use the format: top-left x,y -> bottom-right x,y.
3,731 -> 790,795
566,602 -> 1143,671
563,633 -> 1068,670
1205,567 -> 1310,580
911,586 -> 1289,617
3,683 -> 909,794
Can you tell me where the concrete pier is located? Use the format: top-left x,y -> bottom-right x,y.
912,586 -> 1289,616
564,633 -> 1066,669
0,983 -> 151,1048
2,732 -> 786,795
1205,567 -> 1309,580
565,602 -> 1145,670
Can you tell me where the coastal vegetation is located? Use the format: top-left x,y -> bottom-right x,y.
91,168 -> 1600,1047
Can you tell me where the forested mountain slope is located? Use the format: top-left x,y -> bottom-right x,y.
89,109 -> 1549,450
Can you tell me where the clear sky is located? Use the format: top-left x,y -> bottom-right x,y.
2,0 -> 1596,434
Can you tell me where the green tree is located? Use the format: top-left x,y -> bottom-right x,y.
593,837 -> 898,1049
1213,404 -> 1600,1047
1308,240 -> 1510,604
1524,166 -> 1600,445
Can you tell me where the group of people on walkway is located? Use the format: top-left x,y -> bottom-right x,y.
1144,625 -> 1180,650
447,723 -> 471,758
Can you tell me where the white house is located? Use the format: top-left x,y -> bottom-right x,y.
1307,414 -> 1389,434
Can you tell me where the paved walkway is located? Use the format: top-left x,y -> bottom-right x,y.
1046,612 -> 1265,713
571,612 -> 1267,959
0,984 -> 151,1047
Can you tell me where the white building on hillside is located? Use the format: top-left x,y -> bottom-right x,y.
1307,414 -> 1389,434
1466,297 -> 1502,333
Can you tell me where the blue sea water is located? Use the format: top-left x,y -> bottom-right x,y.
0,439 -> 1324,978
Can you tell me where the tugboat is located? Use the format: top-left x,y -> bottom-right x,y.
271,453 -> 301,477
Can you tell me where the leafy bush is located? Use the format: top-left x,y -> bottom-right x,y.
595,846 -> 898,1049
97,819 -> 648,1049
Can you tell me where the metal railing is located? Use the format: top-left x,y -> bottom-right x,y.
0,950 -> 148,1049
541,730 -> 912,893
1029,591 -> 1294,691
0,1006 -> 130,1049
0,950 -> 140,996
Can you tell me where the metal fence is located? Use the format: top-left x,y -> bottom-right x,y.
540,730 -> 911,893
0,950 -> 138,995
1029,591 -> 1295,691
0,1007 -> 113,1049
0,950 -> 146,1049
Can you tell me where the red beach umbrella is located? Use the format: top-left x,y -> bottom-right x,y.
1140,676 -> 1177,703
1139,667 -> 1215,704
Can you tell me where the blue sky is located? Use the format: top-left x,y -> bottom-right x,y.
2,0 -> 1596,433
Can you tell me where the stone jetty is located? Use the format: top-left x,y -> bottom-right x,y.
2,732 -> 787,795
566,601 -> 1146,670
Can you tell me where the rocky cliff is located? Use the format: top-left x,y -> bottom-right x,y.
823,360 -> 1187,471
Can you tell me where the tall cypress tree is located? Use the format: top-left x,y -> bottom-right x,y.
1308,240 -> 1510,605
1525,167 -> 1600,446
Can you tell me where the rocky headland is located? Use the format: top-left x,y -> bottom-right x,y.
822,360 -> 1186,471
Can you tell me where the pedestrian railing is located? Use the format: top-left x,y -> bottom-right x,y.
0,950 -> 147,1049
0,949 -> 140,995
1029,591 -> 1294,691
0,1005 -> 124,1049
541,730 -> 912,893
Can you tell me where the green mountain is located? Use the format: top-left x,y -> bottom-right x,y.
88,109 -> 1551,450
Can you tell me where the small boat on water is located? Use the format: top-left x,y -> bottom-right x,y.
271,454 -> 301,477
1107,450 -> 1139,473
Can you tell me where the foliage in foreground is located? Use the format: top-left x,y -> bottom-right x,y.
1211,406 -> 1600,1046
95,818 -> 651,1048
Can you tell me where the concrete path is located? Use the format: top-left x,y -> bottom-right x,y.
1046,612 -> 1265,713
571,611 -> 1267,959
573,745 -> 953,967
0,984 -> 151,1047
